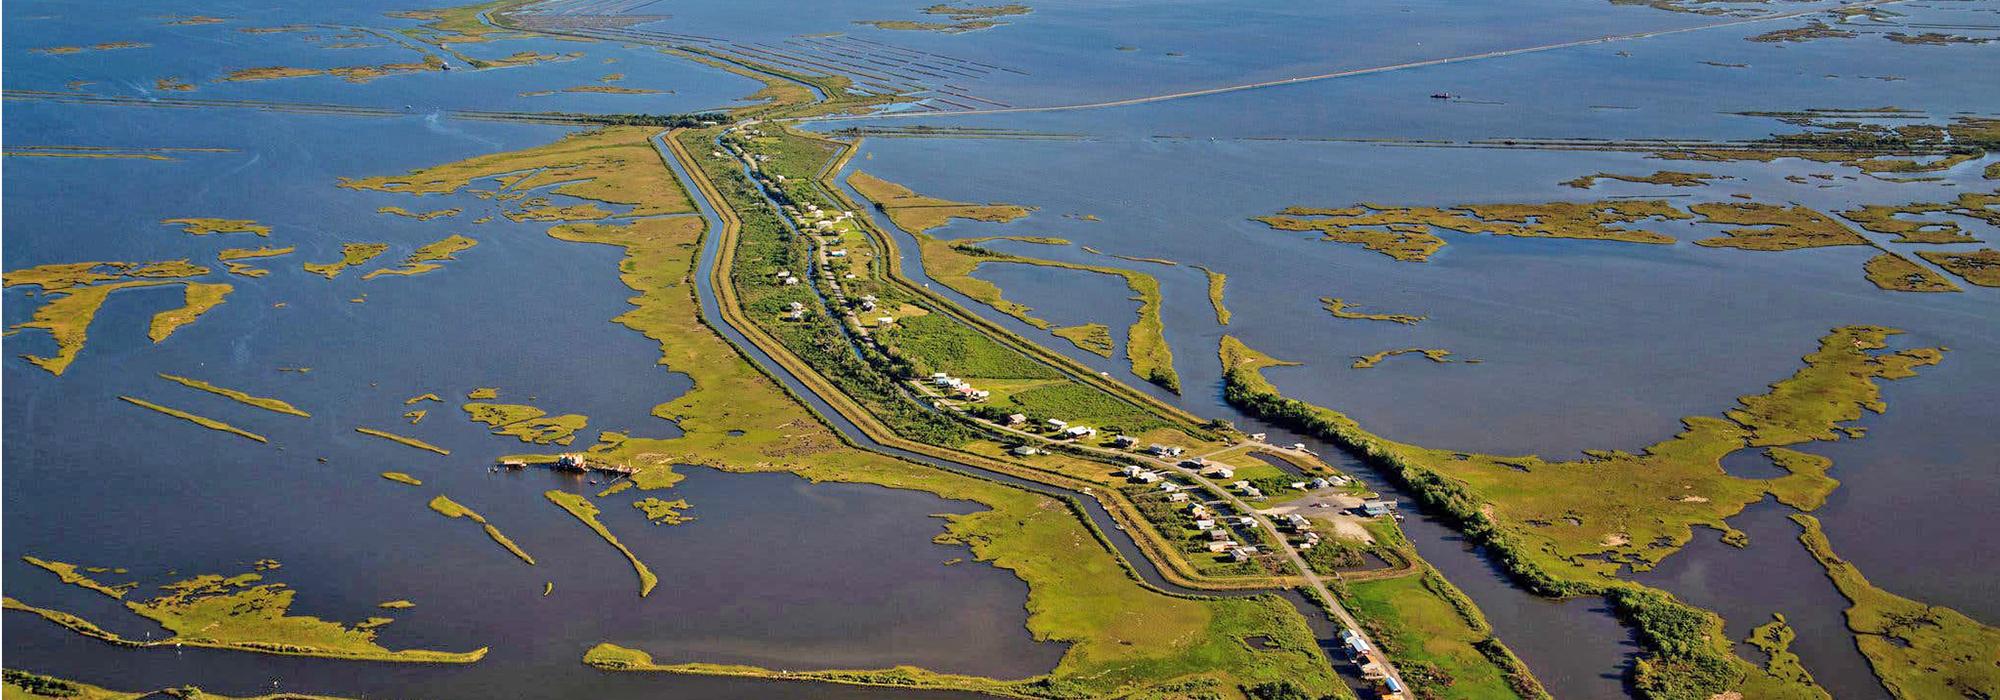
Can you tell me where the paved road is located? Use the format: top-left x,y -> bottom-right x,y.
795,0 -> 1906,124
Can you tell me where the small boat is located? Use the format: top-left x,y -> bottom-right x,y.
1430,92 -> 1452,99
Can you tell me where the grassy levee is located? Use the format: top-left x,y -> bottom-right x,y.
1214,334 -> 1948,700
673,129 -> 1286,594
816,135 -> 1211,426
661,129 -> 1342,697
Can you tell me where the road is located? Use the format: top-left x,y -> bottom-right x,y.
927,390 -> 1412,698
794,0 -> 1907,123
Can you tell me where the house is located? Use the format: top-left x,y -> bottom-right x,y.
1005,413 -> 1027,425
1160,482 -> 1181,493
1194,519 -> 1215,531
1285,514 -> 1310,530
1180,458 -> 1208,468
1249,432 -> 1267,441
1010,446 -> 1040,457
1243,486 -> 1263,499
1167,492 -> 1189,503
1207,529 -> 1230,542
1145,444 -> 1182,457
932,375 -> 958,386
828,249 -> 848,257
782,276 -> 800,286
875,316 -> 895,326
1111,435 -> 1136,448
1188,504 -> 1209,518
1362,499 -> 1398,517
1134,472 -> 1163,484
1230,480 -> 1251,491
1121,465 -> 1144,478
1207,540 -> 1234,553
1201,465 -> 1235,479
1228,547 -> 1254,563
930,372 -> 950,381
1046,419 -> 1068,430
1290,481 -> 1308,490
1064,426 -> 1097,438
1310,477 -> 1332,489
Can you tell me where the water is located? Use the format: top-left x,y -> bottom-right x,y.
9,0 -> 1998,696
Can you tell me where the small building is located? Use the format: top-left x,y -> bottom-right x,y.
1201,465 -> 1235,479
1111,435 -> 1137,448
1167,492 -> 1189,503
1228,547 -> 1253,563
1180,458 -> 1208,468
875,316 -> 895,326
1207,540 -> 1234,553
1005,413 -> 1027,425
1249,432 -> 1267,441
782,276 -> 800,286
1194,519 -> 1215,531
1046,418 -> 1068,430
1064,426 -> 1097,438
1160,482 -> 1181,493
1362,499 -> 1398,517
1011,446 -> 1040,457
1290,481 -> 1308,490
1188,504 -> 1209,518
1121,465 -> 1144,478
1134,471 -> 1163,484
1310,477 -> 1332,489
1243,486 -> 1263,499
1230,480 -> 1251,491
828,249 -> 848,258
1207,529 -> 1231,542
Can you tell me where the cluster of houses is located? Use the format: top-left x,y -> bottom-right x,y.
1042,418 -> 1097,439
928,372 -> 990,401
1339,629 -> 1406,697
1279,513 -> 1323,550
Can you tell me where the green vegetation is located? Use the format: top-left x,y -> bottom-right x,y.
1748,21 -> 1856,43
463,402 -> 587,445
1352,348 -> 1453,369
339,127 -> 692,219
633,497 -> 693,524
1914,248 -> 2000,287
1194,265 -> 1231,325
428,495 -> 536,565
355,427 -> 449,455
222,55 -> 456,84
1745,614 -> 1818,691
847,170 -> 1033,234
1837,193 -> 1995,244
1688,203 -> 1869,251
1219,327 -> 1946,699
160,217 -> 270,236
380,471 -> 422,486
7,566 -> 484,663
158,373 -> 310,417
1794,515 -> 2000,699
146,283 -> 231,342
302,243 -> 389,279
1322,297 -> 1424,325
881,314 -> 1062,378
10,280 -> 174,375
341,125 -> 1335,697
544,490 -> 656,596
1346,568 -> 1547,699
2,668 -> 360,700
1862,252 -> 1960,293
1052,323 -> 1114,357
362,234 -> 479,279
376,206 -> 460,221
120,396 -> 267,443
1560,171 -> 1723,189
1255,201 -> 1685,262
847,191 -> 1180,392
218,246 -> 294,277
20,557 -> 135,599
